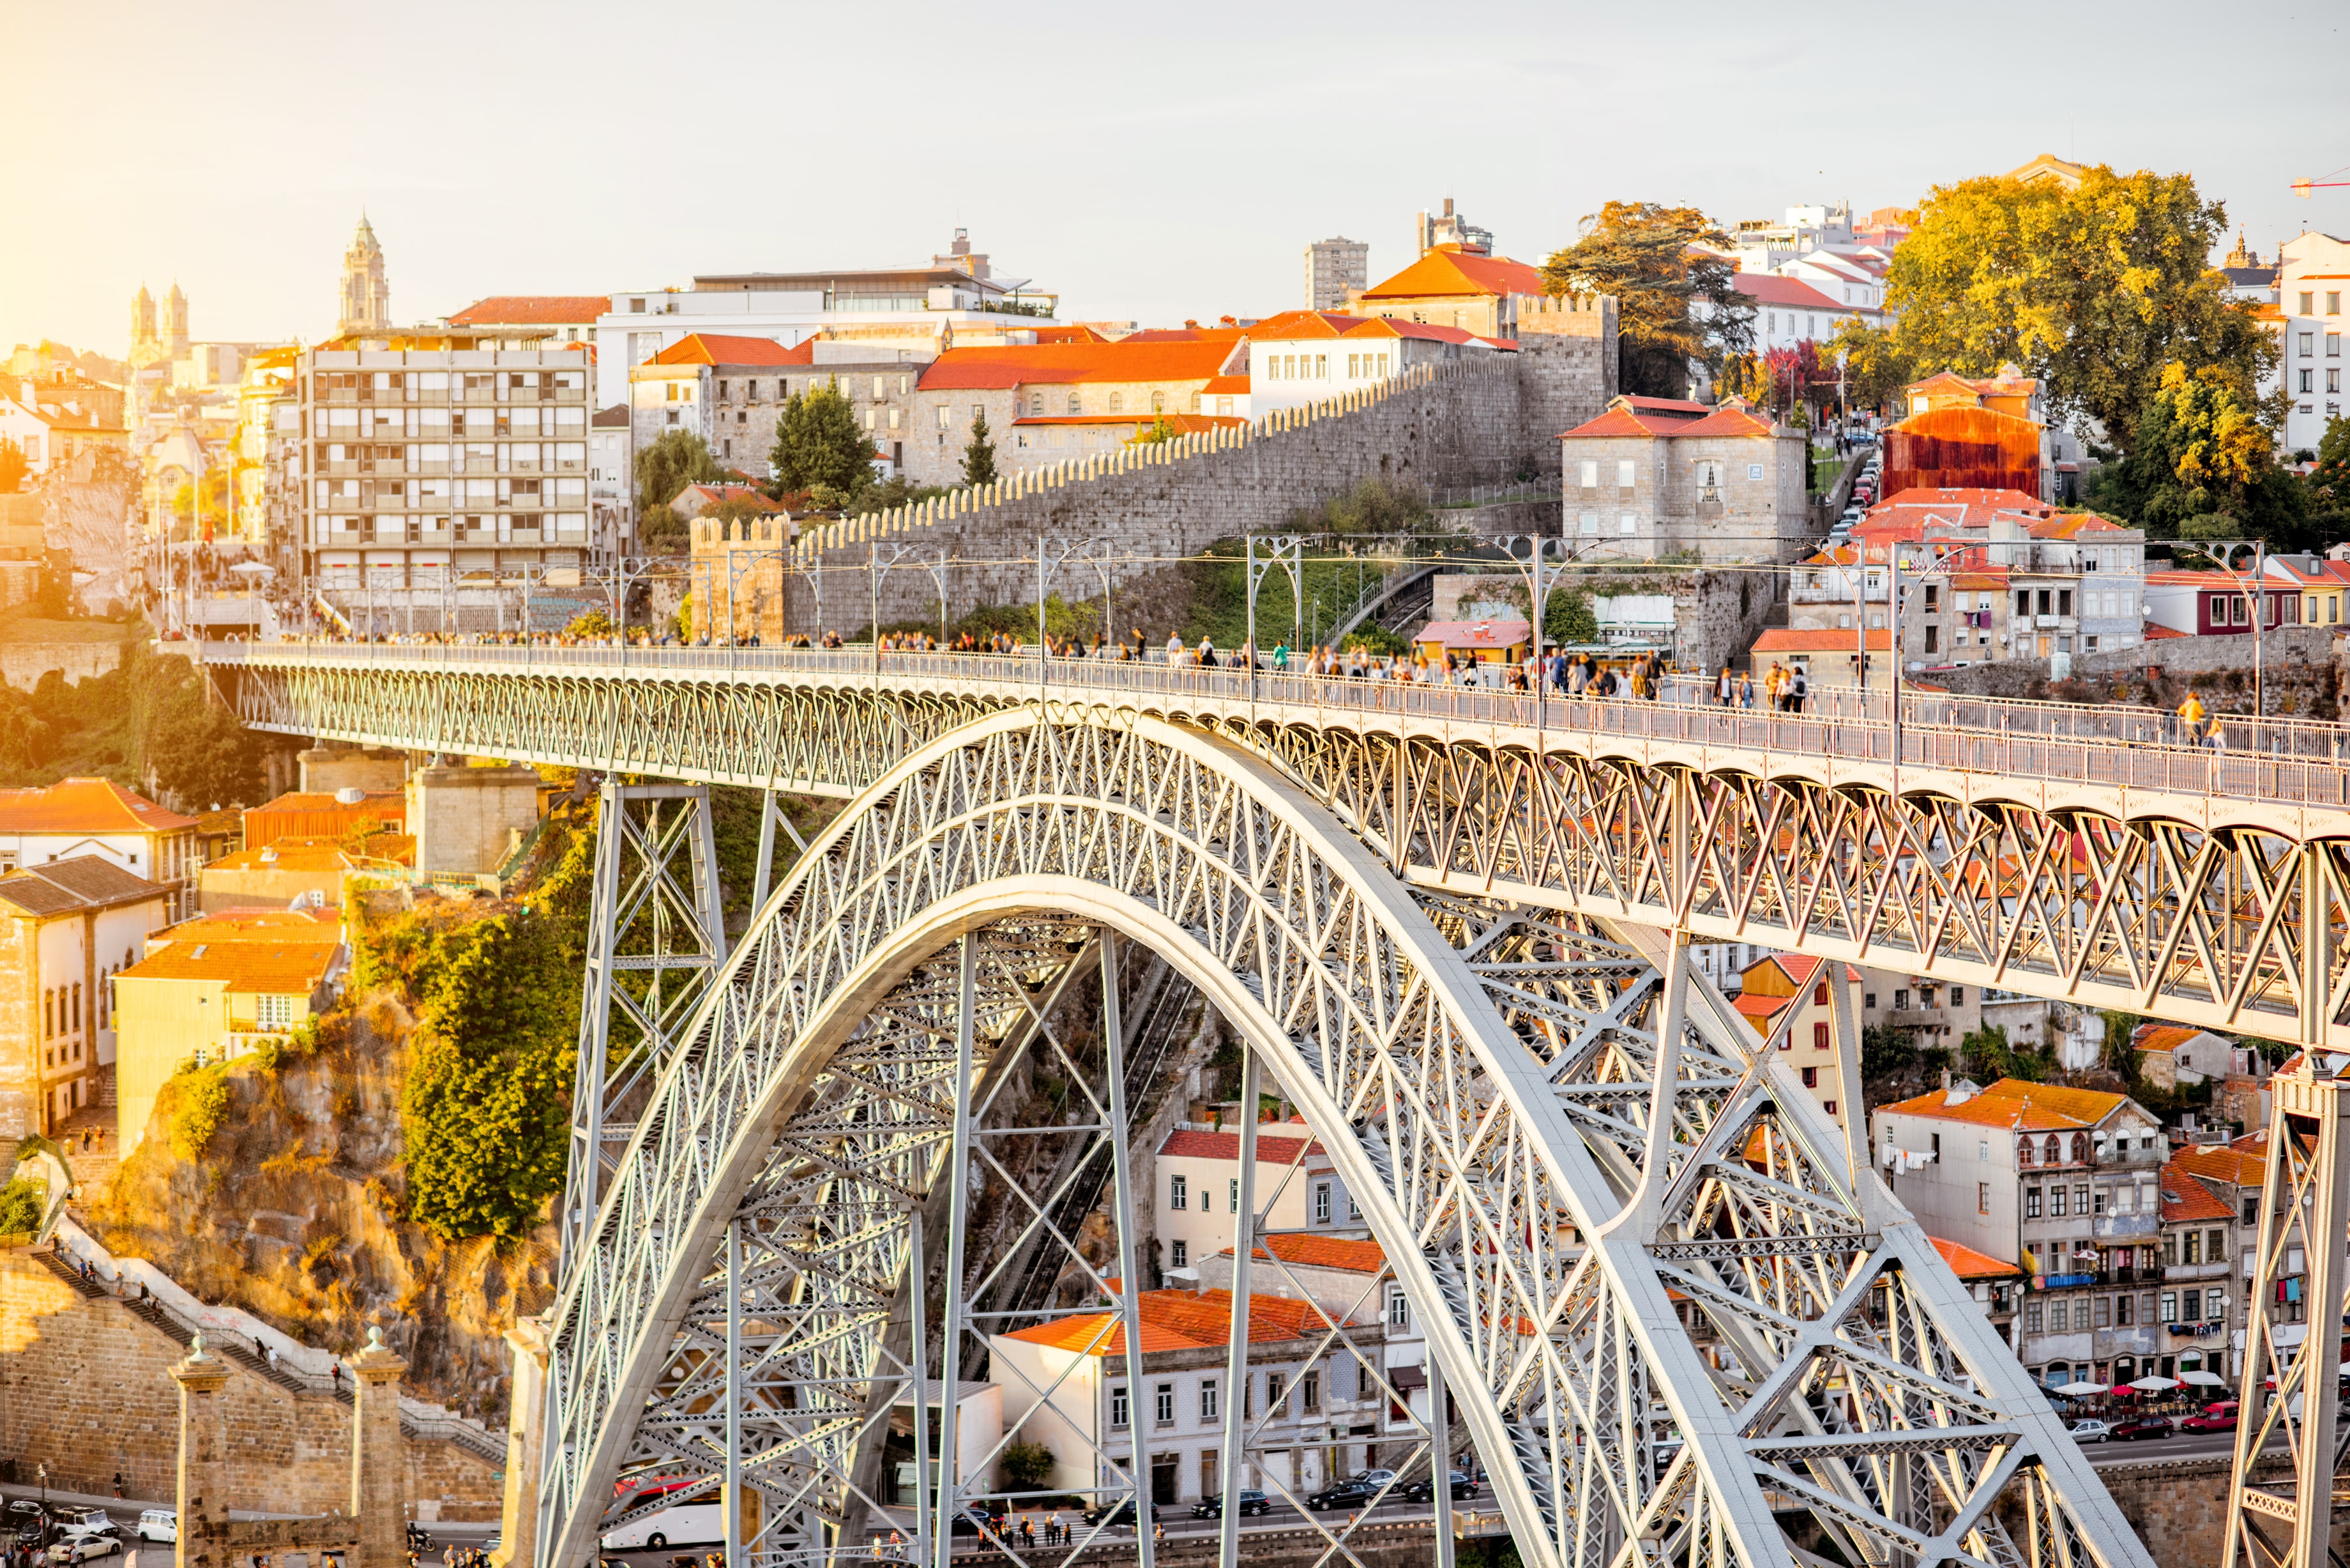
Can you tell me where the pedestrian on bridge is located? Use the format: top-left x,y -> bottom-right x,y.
1715,663 -> 1734,705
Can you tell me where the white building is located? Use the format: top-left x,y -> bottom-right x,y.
594,230 -> 1056,409
1734,274 -> 1875,354
0,779 -> 201,921
1154,1124 -> 1361,1278
1241,310 -> 1502,418
0,856 -> 172,1136
1194,1235 -> 1433,1433
2272,230 -> 2349,455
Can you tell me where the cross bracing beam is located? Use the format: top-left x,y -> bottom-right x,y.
224,644 -> 2350,1046
532,705 -> 2155,1568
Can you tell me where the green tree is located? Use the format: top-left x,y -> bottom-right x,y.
1867,165 -> 2275,451
398,829 -> 591,1240
0,438 -> 27,495
2093,361 -> 2308,544
151,689 -> 262,809
998,1441 -> 1056,1494
961,411 -> 999,486
1543,589 -> 1598,646
0,1175 -> 43,1235
637,502 -> 688,554
1860,1023 -> 1918,1081
635,430 -> 725,513
1542,203 -> 1754,398
770,380 -> 877,497
2306,416 -> 2350,543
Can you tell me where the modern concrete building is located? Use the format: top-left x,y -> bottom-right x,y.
1303,237 -> 1368,313
2271,230 -> 2349,455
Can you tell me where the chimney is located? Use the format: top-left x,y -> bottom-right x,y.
1939,1066 -> 1951,1090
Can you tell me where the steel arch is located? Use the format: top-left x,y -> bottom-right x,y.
540,705 -> 2155,1568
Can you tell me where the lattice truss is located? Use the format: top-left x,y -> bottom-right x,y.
236,658 -> 2350,1046
1275,730 -> 2350,1046
536,707 -> 2155,1568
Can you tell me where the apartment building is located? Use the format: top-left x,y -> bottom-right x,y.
911,340 -> 1245,485
1192,1237 -> 1432,1436
1305,238 -> 1370,313
1872,1078 -> 2166,1387
1729,954 -> 1856,1135
2270,230 -> 2349,454
988,1284 -> 1386,1505
0,858 -> 171,1138
297,326 -> 595,615
628,332 -> 933,485
2167,1137 -> 2269,1383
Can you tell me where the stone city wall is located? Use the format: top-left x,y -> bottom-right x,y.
0,639 -> 129,692
695,342 -> 1625,640
1926,626 -> 2338,700
2091,1453 -> 2349,1568
0,1249 -> 500,1519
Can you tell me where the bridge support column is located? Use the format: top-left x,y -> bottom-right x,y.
496,1318 -> 550,1568
2225,1060 -> 2350,1568
171,1338 -> 231,1568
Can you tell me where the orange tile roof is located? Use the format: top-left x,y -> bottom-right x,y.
1199,375 -> 1250,395
1676,403 -> 1777,438
1358,247 -> 1546,302
1029,326 -> 1118,344
153,907 -> 340,944
1621,396 -> 1711,414
1218,1234 -> 1388,1274
647,333 -> 815,368
996,1287 -> 1342,1355
2132,1023 -> 2204,1055
0,778 -> 197,836
1877,1077 -> 2132,1131
2142,622 -> 2190,640
2028,513 -> 2130,539
1158,1127 -> 1327,1165
1732,275 -> 1846,312
446,296 -> 611,326
2171,1140 -> 2265,1187
119,939 -> 338,993
1930,1236 -> 2022,1280
1752,628 -> 1891,654
2159,1166 -> 2235,1224
1559,407 -> 1693,439
919,341 -> 1236,391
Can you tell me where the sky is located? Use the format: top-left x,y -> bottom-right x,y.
4,0 -> 2347,359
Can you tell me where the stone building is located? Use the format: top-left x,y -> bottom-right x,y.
2156,1159 -> 2242,1382
1871,1078 -> 2167,1390
1349,244 -> 1543,338
1558,395 -> 1808,562
630,332 -> 934,483
0,857 -> 169,1138
910,338 -> 1244,486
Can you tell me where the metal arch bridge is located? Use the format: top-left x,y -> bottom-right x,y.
204,642 -> 2350,1568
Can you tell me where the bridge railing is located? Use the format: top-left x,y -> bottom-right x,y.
209,640 -> 2350,809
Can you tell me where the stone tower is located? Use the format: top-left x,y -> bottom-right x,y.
164,282 -> 190,356
130,285 -> 157,359
340,214 -> 391,335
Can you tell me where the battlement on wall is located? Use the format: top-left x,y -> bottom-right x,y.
1511,293 -> 1617,336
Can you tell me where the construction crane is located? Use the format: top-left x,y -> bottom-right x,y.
2294,167 -> 2350,197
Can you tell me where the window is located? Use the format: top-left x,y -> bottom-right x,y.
1389,1291 -> 1410,1329
2331,334 -> 2343,357
1979,1142 -> 1989,1163
2208,1227 -> 2226,1261
2043,1134 -> 2061,1165
1616,459 -> 1636,488
1315,355 -> 1328,378
2183,1230 -> 2201,1265
2182,1288 -> 2201,1319
1171,1239 -> 1187,1269
1579,460 -> 1598,488
1169,1175 -> 1187,1210
2116,1293 -> 2133,1325
1156,1383 -> 1174,1425
1577,511 -> 1598,534
2333,292 -> 2344,315
2025,1302 -> 2043,1333
1314,1183 -> 1331,1224
256,993 -> 294,1030
1301,1369 -> 1321,1411
1266,1373 -> 1285,1415
2301,292 -> 2317,316
1823,1100 -> 1837,1117
1201,1379 -> 1218,1421
1812,1021 -> 1830,1050
1109,391 -> 1123,414
1979,1182 -> 1991,1214
1813,983 -> 1828,1007
1894,989 -> 1909,1011
2092,1187 -> 2106,1215
2074,1182 -> 2089,1215
1230,1178 -> 1240,1213
2093,1297 -> 2111,1328
1801,1066 -> 1818,1088
1864,993 -> 1876,1009
2160,1291 -> 2176,1322
2017,1140 -> 2033,1168
1067,394 -> 1080,416
1111,1386 -> 1129,1428
2026,1186 -> 2043,1218
2049,1301 -> 2067,1332
1952,987 -> 1965,1006
2302,370 -> 2316,394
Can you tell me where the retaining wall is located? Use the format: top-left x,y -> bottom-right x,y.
1927,626 -> 2339,700
2093,1453 -> 2349,1568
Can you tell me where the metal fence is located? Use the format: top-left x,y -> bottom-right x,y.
209,640 -> 2350,810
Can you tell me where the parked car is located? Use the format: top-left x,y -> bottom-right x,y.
1079,1498 -> 1157,1530
133,1514 -> 175,1545
2182,1401 -> 2240,1432
2066,1419 -> 2111,1444
1190,1491 -> 1270,1519
47,1528 -> 120,1565
2111,1415 -> 2174,1442
1353,1469 -> 1397,1488
1305,1477 -> 1383,1512
1403,1470 -> 1480,1503
946,1509 -> 1004,1538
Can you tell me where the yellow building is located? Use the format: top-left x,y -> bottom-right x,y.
1733,953 -> 1859,1140
112,913 -> 344,1153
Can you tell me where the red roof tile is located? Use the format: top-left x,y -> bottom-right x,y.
919,342 -> 1236,391
119,939 -> 339,993
1752,628 -> 1891,654
996,1287 -> 1343,1354
1217,1234 -> 1388,1274
0,778 -> 197,836
1732,275 -> 1847,312
646,333 -> 814,368
1158,1127 -> 1327,1165
1674,403 -> 1777,438
2158,1165 -> 2235,1224
1930,1236 -> 2022,1279
1877,1077 -> 2132,1131
1358,248 -> 1547,301
446,295 -> 611,326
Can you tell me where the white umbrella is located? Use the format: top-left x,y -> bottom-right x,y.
2054,1382 -> 2107,1396
2179,1369 -> 2226,1387
2129,1375 -> 2181,1391
229,561 -> 275,577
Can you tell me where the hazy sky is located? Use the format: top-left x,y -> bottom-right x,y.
5,0 -> 2346,359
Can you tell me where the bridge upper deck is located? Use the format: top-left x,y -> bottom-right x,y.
212,638 -> 2350,838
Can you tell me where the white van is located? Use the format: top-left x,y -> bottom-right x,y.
136,1512 -> 177,1544
598,1488 -> 722,1553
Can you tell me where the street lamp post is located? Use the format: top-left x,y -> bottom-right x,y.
1243,533 -> 1304,704
1890,543 -> 1967,776
1036,536 -> 1100,701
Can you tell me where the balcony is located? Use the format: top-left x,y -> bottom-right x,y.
2093,1213 -> 2161,1240
2165,1260 -> 2232,1281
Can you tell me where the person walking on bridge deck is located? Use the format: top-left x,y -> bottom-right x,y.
2176,690 -> 2207,746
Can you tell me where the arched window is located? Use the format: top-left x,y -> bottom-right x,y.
2043,1135 -> 2061,1166
2017,1140 -> 2033,1168
2070,1133 -> 2089,1164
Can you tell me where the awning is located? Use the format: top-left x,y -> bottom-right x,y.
1390,1365 -> 1428,1391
